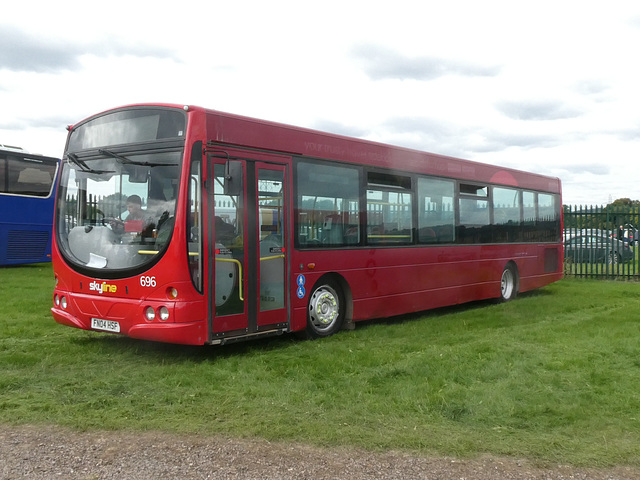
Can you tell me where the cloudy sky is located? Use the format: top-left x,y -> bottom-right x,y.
1,1 -> 639,206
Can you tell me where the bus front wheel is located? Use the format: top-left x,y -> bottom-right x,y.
499,264 -> 518,302
307,279 -> 344,338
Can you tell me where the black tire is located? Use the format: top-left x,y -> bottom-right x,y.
306,278 -> 345,338
499,264 -> 518,302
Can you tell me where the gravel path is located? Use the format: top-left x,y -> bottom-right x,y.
1,425 -> 638,479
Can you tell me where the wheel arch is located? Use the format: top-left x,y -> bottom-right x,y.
311,272 -> 354,331
333,273 -> 354,330
500,260 -> 520,301
506,260 -> 520,287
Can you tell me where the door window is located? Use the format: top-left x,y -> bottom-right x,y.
214,163 -> 244,315
258,168 -> 285,312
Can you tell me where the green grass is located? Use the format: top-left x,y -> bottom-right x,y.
2,263 -> 640,467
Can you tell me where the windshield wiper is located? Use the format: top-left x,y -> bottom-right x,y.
99,148 -> 177,167
65,153 -> 114,175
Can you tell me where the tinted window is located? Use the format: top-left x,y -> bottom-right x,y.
417,177 -> 454,243
493,187 -> 521,242
296,161 -> 360,247
367,172 -> 413,245
0,154 -> 57,197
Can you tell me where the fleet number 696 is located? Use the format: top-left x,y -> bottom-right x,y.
140,276 -> 157,287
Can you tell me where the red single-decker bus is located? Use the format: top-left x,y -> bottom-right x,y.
51,104 -> 563,345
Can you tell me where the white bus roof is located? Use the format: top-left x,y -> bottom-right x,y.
0,144 -> 28,153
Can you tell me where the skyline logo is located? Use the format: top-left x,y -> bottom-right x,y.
89,281 -> 117,294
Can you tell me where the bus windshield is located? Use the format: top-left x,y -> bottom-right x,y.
55,147 -> 182,274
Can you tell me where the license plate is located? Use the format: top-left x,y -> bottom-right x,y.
91,318 -> 121,333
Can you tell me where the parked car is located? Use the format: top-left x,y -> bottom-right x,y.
612,224 -> 638,245
564,233 -> 633,264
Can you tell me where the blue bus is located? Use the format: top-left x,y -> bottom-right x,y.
0,146 -> 59,266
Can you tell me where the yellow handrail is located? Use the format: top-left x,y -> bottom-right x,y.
260,254 -> 285,262
139,250 -> 200,257
215,257 -> 244,301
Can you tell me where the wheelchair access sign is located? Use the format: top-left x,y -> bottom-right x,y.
296,274 -> 306,299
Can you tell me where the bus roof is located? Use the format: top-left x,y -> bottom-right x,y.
0,144 -> 27,153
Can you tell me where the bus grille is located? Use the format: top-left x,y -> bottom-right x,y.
7,230 -> 49,260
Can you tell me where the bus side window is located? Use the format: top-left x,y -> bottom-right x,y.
296,160 -> 360,248
417,177 -> 455,244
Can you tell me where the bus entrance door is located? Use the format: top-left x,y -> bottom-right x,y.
254,163 -> 287,330
208,155 -> 289,343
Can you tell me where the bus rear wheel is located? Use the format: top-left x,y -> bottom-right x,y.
500,264 -> 518,302
307,279 -> 344,338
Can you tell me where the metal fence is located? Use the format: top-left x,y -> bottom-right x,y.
563,205 -> 639,280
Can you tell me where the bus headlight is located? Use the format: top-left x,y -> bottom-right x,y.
159,306 -> 170,321
54,295 -> 60,306
60,297 -> 68,309
144,306 -> 156,321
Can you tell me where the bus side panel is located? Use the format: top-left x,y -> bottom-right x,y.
292,243 -> 562,325
517,244 -> 563,293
